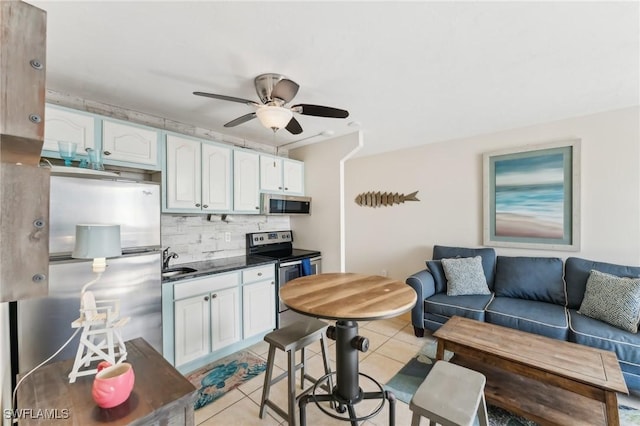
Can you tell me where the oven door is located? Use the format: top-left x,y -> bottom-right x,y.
278,261 -> 302,312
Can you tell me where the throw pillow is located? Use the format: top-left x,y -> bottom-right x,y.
578,270 -> 640,333
441,256 -> 491,296
425,260 -> 447,294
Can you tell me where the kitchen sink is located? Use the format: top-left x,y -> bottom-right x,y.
161,267 -> 197,278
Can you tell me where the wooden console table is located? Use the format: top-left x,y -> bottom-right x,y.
17,338 -> 197,425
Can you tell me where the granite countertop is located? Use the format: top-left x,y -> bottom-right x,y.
162,255 -> 276,284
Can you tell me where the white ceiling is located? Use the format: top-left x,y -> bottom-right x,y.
29,1 -> 639,158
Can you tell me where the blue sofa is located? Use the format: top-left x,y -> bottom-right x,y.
406,245 -> 640,390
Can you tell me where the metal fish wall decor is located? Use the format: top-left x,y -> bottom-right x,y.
354,191 -> 419,208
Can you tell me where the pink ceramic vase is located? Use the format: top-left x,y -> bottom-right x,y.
92,361 -> 135,408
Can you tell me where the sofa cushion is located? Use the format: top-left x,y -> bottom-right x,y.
565,257 -> 640,309
493,256 -> 565,305
568,309 -> 640,368
433,245 -> 496,289
424,293 -> 493,323
578,270 -> 640,333
485,297 -> 568,340
441,256 -> 491,296
426,260 -> 447,294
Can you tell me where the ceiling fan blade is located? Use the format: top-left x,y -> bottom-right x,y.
224,112 -> 257,127
193,91 -> 258,106
271,79 -> 300,103
291,104 -> 349,119
285,117 -> 303,135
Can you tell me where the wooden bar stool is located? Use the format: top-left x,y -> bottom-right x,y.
409,360 -> 489,426
259,318 -> 333,425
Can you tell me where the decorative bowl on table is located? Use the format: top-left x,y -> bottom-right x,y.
92,361 -> 135,408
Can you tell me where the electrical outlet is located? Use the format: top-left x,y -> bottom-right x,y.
224,232 -> 231,243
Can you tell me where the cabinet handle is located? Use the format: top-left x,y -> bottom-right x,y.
271,281 -> 274,285
203,204 -> 208,208
204,296 -> 209,301
257,272 -> 262,276
284,187 -> 289,191
255,206 -> 259,210
211,294 -> 217,299
278,187 -> 282,190
103,151 -> 111,156
195,203 -> 201,207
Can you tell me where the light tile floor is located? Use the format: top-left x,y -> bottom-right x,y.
195,316 -> 640,425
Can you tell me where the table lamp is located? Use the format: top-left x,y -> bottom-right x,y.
68,224 -> 125,383
72,224 -> 122,292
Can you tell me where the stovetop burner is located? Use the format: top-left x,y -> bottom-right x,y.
255,248 -> 321,263
246,230 -> 321,262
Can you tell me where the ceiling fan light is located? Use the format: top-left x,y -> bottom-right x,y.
256,106 -> 293,130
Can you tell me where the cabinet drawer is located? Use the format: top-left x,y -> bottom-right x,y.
174,272 -> 239,300
242,265 -> 274,283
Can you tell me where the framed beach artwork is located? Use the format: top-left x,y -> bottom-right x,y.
483,139 -> 581,251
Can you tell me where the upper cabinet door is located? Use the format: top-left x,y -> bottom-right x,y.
201,143 -> 232,212
259,155 -> 283,192
102,120 -> 159,167
166,135 -> 202,210
43,105 -> 97,154
282,159 -> 304,194
233,149 -> 260,213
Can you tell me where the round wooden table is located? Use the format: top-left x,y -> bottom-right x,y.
280,273 -> 417,425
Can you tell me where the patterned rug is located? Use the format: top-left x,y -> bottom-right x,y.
186,350 -> 267,410
385,340 -> 640,426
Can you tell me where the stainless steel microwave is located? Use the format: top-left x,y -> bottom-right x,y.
261,194 -> 311,215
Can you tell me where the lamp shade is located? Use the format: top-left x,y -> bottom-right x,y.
256,106 -> 293,130
72,224 -> 122,259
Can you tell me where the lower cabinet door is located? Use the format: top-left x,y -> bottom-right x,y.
210,287 -> 240,351
242,280 -> 276,339
174,295 -> 210,367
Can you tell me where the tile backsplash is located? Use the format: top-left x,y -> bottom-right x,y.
161,214 -> 290,264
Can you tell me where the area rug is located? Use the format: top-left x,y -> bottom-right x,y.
186,350 -> 267,410
385,340 -> 640,426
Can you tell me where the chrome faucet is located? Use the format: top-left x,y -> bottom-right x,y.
162,247 -> 179,270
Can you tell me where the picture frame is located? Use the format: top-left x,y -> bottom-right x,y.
482,139 -> 581,251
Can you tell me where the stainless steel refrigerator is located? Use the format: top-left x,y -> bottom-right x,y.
16,173 -> 162,373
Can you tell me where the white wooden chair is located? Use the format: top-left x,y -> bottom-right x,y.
68,291 -> 130,383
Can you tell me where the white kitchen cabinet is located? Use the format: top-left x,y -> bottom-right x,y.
43,105 -> 97,156
165,134 -> 233,213
102,119 -> 160,168
282,158 -> 304,194
259,155 -> 304,195
210,287 -> 240,350
43,104 -> 160,170
166,264 -> 276,370
165,135 -> 202,211
233,149 -> 261,213
243,279 -> 276,339
174,294 -> 210,367
259,155 -> 283,192
202,143 -> 232,211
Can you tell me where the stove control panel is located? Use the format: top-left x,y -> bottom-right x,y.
248,230 -> 292,246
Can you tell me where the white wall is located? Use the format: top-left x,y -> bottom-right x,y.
290,133 -> 361,272
343,107 -> 640,280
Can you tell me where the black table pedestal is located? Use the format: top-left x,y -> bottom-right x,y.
299,320 -> 396,426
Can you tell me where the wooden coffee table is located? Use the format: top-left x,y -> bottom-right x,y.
433,316 -> 628,426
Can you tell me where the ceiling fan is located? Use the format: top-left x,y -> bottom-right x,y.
194,73 -> 349,135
